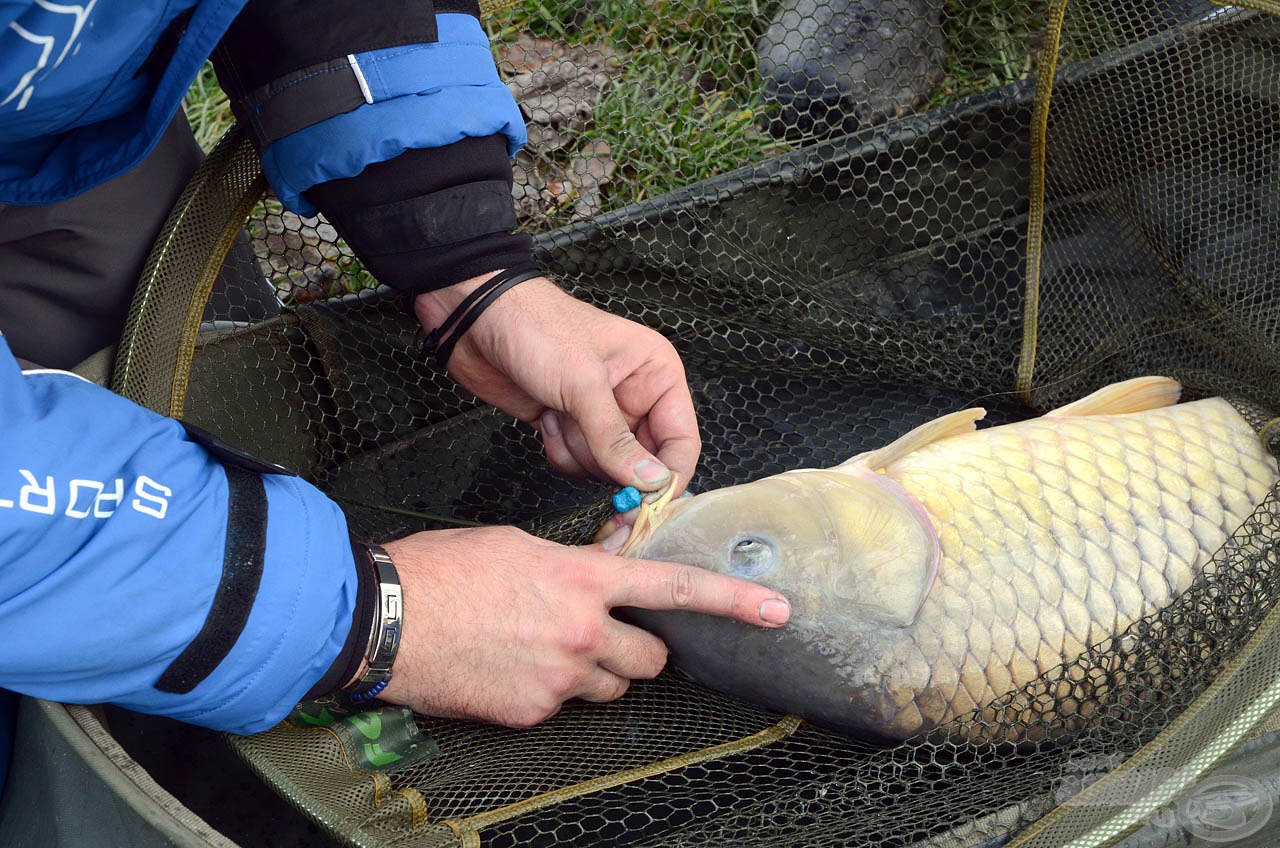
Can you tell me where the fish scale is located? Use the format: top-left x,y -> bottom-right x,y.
875,394 -> 1277,738
624,377 -> 1279,742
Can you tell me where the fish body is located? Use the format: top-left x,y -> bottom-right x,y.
622,378 -> 1278,741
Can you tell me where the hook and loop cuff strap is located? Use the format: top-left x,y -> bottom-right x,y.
420,266 -> 544,368
155,466 -> 268,695
216,0 -> 482,100
216,0 -> 482,150
340,181 -> 519,256
155,424 -> 300,695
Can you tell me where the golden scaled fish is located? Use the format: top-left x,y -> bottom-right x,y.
619,378 -> 1278,742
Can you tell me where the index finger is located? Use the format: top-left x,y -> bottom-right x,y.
606,558 -> 791,628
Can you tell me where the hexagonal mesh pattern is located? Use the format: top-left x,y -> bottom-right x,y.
114,0 -> 1280,845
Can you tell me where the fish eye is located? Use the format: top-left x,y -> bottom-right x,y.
729,537 -> 776,579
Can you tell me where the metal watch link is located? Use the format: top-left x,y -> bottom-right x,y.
347,543 -> 403,700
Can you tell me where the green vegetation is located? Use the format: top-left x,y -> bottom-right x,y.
185,63 -> 233,152
579,57 -> 776,205
492,0 -> 773,83
487,0 -> 787,209
181,0 -> 1041,292
931,0 -> 1043,107
485,0 -> 1041,211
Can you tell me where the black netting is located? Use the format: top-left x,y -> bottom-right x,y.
136,1 -> 1280,845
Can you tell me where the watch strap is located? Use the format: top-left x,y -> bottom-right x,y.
347,543 -> 403,699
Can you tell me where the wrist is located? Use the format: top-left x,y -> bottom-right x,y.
414,270 -> 501,330
416,266 -> 551,368
414,270 -> 567,331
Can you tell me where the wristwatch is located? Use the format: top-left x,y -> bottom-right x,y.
346,543 -> 403,701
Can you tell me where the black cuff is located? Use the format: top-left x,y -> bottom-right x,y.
357,232 -> 537,296
304,535 -> 377,700
305,136 -> 536,296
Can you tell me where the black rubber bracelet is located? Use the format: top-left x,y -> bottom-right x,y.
433,268 -> 543,367
420,265 -> 543,368
422,267 -> 521,347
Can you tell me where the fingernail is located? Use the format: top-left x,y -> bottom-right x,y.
633,458 -> 670,485
759,598 -> 791,626
540,411 -> 561,438
601,526 -> 631,553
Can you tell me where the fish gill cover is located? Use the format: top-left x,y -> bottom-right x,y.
120,0 -> 1280,845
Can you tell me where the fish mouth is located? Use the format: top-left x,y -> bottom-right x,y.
616,475 -> 683,557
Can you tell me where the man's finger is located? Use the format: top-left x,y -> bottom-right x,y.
565,373 -> 671,492
608,559 -> 791,627
637,385 -> 700,496
598,621 -> 669,680
560,416 -> 607,481
574,667 -> 631,703
634,418 -> 661,457
539,411 -> 591,479
592,509 -> 639,546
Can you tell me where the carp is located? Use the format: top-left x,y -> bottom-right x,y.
619,378 -> 1278,741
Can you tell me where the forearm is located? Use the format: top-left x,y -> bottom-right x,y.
0,337 -> 358,734
214,0 -> 533,294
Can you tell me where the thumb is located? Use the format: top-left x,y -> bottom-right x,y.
567,375 -> 671,491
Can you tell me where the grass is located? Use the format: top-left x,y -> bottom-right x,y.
576,50 -> 777,205
488,0 -> 787,211
486,0 -> 1041,213
182,0 -> 1043,256
930,0 -> 1044,107
185,63 -> 233,152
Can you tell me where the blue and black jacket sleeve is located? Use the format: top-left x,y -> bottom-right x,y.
0,336 -> 361,735
212,0 -> 535,294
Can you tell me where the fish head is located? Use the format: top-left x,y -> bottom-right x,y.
620,465 -> 943,739
627,465 -> 941,629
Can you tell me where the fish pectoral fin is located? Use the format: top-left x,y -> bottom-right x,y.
1044,376 -> 1182,418
840,408 -> 986,471
807,470 -> 942,628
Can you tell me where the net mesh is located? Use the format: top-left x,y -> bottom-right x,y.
115,0 -> 1280,845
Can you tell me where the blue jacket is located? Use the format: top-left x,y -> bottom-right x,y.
0,0 -> 529,792
0,335 -> 357,729
0,0 -> 526,208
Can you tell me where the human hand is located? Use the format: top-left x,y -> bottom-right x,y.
415,273 -> 698,495
377,526 -> 791,727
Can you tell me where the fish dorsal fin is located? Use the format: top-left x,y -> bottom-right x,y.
1044,376 -> 1182,418
841,408 -> 986,471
